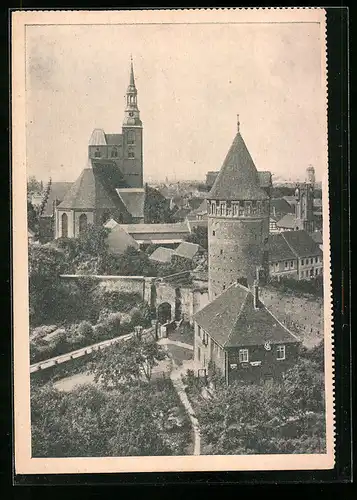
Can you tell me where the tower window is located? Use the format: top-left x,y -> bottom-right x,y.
211,202 -> 217,216
232,202 -> 239,217
111,148 -> 118,158
220,249 -> 223,255
245,201 -> 252,215
94,148 -> 101,158
212,230 -> 215,236
220,202 -> 226,216
127,130 -> 135,145
128,151 -> 135,159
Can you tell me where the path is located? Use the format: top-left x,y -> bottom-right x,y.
30,327 -> 155,374
158,338 -> 201,456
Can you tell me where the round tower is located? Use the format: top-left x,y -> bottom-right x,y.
207,119 -> 270,300
306,165 -> 315,185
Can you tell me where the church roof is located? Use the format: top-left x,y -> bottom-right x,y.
57,168 -> 118,210
105,134 -> 122,146
41,182 -> 73,217
209,132 -> 269,201
194,282 -> 300,348
116,188 -> 145,219
89,128 -> 107,146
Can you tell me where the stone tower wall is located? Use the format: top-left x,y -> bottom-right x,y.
208,214 -> 269,299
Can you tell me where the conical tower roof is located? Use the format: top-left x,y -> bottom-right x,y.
209,132 -> 268,201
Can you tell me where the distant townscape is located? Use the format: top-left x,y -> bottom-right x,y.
27,59 -> 325,458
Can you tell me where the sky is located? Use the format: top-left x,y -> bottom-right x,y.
25,22 -> 325,183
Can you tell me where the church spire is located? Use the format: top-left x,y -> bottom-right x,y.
129,54 -> 135,87
123,56 -> 142,127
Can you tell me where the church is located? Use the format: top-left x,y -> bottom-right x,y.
54,58 -> 145,239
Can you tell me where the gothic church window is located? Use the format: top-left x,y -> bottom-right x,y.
61,213 -> 68,238
79,213 -> 88,235
232,202 -> 239,217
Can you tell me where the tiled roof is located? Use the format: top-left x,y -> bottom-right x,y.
187,219 -> 208,231
194,282 -> 300,348
282,230 -> 322,258
104,218 -> 119,229
41,182 -> 73,216
276,213 -> 299,229
258,171 -> 272,189
267,234 -> 296,263
116,188 -> 145,219
57,168 -> 118,210
120,222 -> 190,234
283,196 -> 298,207
271,198 -> 295,215
105,134 -> 122,146
89,128 -> 107,146
209,133 -> 268,201
311,230 -> 323,245
107,224 -> 140,255
149,247 -> 175,264
174,241 -> 200,260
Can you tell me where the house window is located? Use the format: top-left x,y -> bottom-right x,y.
290,261 -> 294,269
285,261 -> 289,269
79,213 -> 88,235
301,259 -> 304,266
128,151 -> 135,159
94,148 -> 101,158
315,269 -> 319,276
197,347 -> 201,361
315,256 -> 318,263
277,345 -> 286,360
239,349 -> 249,363
61,213 -> 68,238
275,263 -> 279,272
212,230 -> 216,236
310,258 -> 313,265
197,326 -> 201,338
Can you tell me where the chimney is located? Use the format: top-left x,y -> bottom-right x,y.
253,280 -> 259,309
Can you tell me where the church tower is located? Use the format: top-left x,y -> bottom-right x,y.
294,165 -> 315,233
122,57 -> 143,188
207,117 -> 271,300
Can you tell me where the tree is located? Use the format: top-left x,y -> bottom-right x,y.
27,200 -> 39,234
89,337 -> 167,388
185,225 -> 208,250
196,359 -> 325,455
144,185 -> 175,223
31,382 -> 177,457
104,246 -> 157,276
27,175 -> 43,195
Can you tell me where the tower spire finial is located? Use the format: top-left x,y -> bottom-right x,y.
129,55 -> 135,87
237,114 -> 240,133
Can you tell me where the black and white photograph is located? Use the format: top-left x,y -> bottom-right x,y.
12,8 -> 334,474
